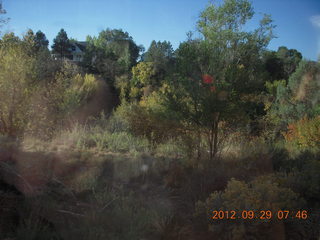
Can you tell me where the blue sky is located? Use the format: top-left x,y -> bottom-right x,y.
2,0 -> 320,60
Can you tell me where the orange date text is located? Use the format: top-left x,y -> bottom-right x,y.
211,210 -> 308,220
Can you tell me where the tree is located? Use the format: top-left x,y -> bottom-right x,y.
0,1 -> 9,34
263,50 -> 285,81
276,46 -> 302,80
136,41 -> 174,88
262,47 -> 302,84
22,29 -> 38,56
0,32 -> 20,47
0,32 -> 98,138
163,0 -> 275,160
51,28 -> 71,59
35,30 -> 49,50
0,33 -> 37,136
269,60 -> 320,127
143,40 -> 174,62
83,28 -> 143,89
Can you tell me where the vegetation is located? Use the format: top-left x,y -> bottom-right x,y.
51,28 -> 72,59
0,0 -> 319,239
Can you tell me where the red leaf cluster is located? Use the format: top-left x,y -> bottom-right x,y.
202,74 -> 214,84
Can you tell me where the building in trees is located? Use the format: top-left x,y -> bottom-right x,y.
69,41 -> 87,62
52,40 -> 87,62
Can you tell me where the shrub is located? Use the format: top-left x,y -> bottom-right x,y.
283,116 -> 320,151
195,175 -> 304,239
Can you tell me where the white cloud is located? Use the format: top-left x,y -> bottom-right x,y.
310,15 -> 320,28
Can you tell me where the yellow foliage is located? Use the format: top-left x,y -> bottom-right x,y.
0,43 -> 37,136
132,62 -> 156,85
283,116 -> 320,150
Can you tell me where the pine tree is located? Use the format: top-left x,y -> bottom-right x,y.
51,28 -> 71,59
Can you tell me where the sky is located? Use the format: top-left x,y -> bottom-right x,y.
2,0 -> 320,60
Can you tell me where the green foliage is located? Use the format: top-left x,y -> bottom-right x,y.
83,29 -> 142,85
132,62 -> 156,86
0,34 -> 37,136
263,47 -> 302,82
53,114 -> 150,154
28,62 -> 98,138
160,0 -> 276,159
276,46 -> 302,79
0,2 -> 318,239
197,0 -> 275,93
265,79 -> 286,97
142,40 -> 174,81
263,50 -> 285,81
55,67 -> 98,116
35,30 -> 49,50
115,101 -> 183,146
127,62 -> 158,99
51,28 -> 72,58
143,40 -> 174,63
0,32 -> 98,138
268,60 -> 320,127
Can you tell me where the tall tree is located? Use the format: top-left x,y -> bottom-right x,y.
142,40 -> 174,82
143,40 -> 174,63
276,46 -> 302,80
0,33 -> 37,136
269,60 -> 320,126
83,28 -> 142,84
22,29 -> 38,55
35,30 -> 49,50
51,28 -> 71,59
263,50 -> 285,81
164,0 -> 275,159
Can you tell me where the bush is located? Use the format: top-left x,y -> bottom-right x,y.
194,175 -> 304,239
283,116 -> 320,152
51,121 -> 150,154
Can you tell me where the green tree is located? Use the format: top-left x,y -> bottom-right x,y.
263,50 -> 285,81
0,34 -> 37,136
35,30 -> 49,50
262,47 -> 302,83
51,28 -> 71,59
83,28 -> 142,85
269,60 -> 320,126
22,29 -> 38,55
0,32 -> 98,138
0,32 -> 20,47
163,0 -> 275,159
276,46 -> 302,80
142,40 -> 174,80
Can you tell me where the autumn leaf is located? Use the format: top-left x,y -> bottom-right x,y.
202,74 -> 214,84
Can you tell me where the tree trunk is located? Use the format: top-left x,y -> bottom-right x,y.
209,112 -> 220,160
197,129 -> 201,160
209,122 -> 214,160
